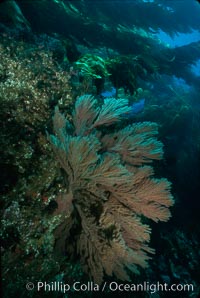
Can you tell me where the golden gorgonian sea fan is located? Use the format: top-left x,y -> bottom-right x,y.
48,95 -> 174,284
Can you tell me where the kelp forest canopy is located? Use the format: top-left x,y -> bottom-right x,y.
1,0 -> 200,91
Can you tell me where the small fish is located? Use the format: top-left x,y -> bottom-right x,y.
126,98 -> 145,117
122,98 -> 145,119
101,87 -> 116,98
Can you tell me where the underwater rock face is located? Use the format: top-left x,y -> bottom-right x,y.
0,33 -> 78,297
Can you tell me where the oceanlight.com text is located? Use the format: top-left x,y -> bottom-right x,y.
25,281 -> 194,294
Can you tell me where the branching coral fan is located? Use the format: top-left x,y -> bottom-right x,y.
48,94 -> 174,284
